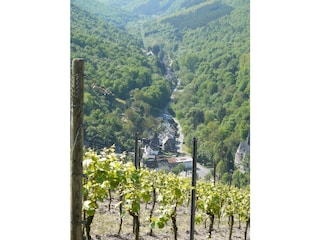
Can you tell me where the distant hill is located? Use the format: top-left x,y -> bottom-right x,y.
71,0 -> 139,28
91,0 -> 213,16
160,1 -> 234,29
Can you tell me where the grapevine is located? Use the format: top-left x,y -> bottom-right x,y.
81,146 -> 250,240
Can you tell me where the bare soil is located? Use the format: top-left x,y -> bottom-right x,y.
88,199 -> 250,240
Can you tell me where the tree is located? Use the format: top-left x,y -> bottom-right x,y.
199,141 -> 219,184
231,169 -> 242,188
221,172 -> 231,185
152,45 -> 160,56
172,163 -> 187,175
181,53 -> 199,72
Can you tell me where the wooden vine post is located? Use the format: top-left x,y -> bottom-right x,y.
190,137 -> 197,240
134,132 -> 139,169
133,132 -> 139,236
71,58 -> 84,240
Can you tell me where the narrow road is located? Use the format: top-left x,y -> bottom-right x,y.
163,76 -> 184,155
174,116 -> 184,155
161,59 -> 211,178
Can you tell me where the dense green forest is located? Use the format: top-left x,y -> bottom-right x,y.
139,0 -> 250,183
71,0 -> 250,184
71,3 -> 172,151
71,0 -> 139,28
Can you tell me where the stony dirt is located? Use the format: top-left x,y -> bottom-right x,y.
88,200 -> 250,240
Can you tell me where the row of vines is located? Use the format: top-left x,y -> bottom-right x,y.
82,146 -> 250,240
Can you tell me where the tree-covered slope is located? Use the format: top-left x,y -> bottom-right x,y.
71,4 -> 171,151
94,0 -> 213,16
137,0 -> 250,180
172,1 -> 250,180
161,1 -> 234,30
71,0 -> 139,28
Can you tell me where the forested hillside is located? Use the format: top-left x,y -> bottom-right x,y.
139,0 -> 250,183
71,0 -> 139,28
178,2 -> 249,180
71,0 -> 250,184
71,4 -> 172,151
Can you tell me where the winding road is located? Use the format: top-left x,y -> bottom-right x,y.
163,77 -> 184,154
162,59 -> 211,178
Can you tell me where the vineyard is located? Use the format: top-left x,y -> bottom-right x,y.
82,146 -> 250,240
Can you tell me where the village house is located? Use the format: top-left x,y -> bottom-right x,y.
144,158 -> 169,171
143,145 -> 159,159
234,131 -> 250,172
234,141 -> 250,173
167,156 -> 193,169
162,136 -> 176,152
143,156 -> 193,173
146,51 -> 154,56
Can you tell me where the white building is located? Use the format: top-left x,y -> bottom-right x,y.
143,145 -> 159,159
234,141 -> 250,172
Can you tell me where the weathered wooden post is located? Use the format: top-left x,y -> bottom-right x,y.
134,132 -> 139,169
71,58 -> 84,240
190,137 -> 197,240
133,132 -> 138,234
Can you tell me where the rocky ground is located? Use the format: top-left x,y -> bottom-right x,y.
88,200 -> 250,240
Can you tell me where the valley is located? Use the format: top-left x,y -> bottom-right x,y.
71,0 -> 250,198
71,1 -> 250,239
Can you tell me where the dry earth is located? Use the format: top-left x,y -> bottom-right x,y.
88,199 -> 250,240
